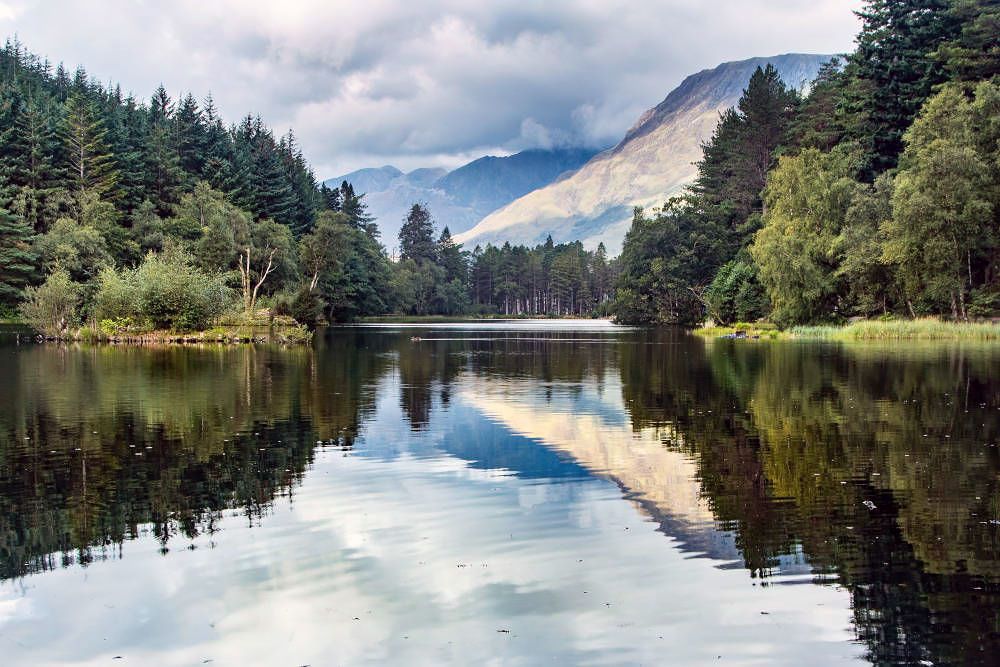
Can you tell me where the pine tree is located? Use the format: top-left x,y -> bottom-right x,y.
62,91 -> 118,199
175,92 -> 207,179
437,227 -> 467,283
338,181 -> 375,233
319,182 -> 341,211
144,86 -> 183,214
106,94 -> 148,215
399,203 -> 437,265
733,64 -> 800,222
3,94 -> 65,231
279,130 -> 319,236
849,0 -> 960,178
0,205 -> 37,307
934,0 -> 1000,82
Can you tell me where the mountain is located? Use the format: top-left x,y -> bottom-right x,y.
455,53 -> 833,254
437,148 -> 599,215
324,147 -> 599,250
326,165 -> 402,195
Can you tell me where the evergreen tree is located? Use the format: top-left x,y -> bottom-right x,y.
934,0 -> 1000,82
0,205 -> 37,307
175,92 -> 207,179
849,0 -> 960,178
144,86 -> 183,214
436,227 -> 467,284
338,180 -> 375,233
398,203 -> 436,265
62,91 -> 118,199
106,94 -> 148,216
4,94 -> 65,231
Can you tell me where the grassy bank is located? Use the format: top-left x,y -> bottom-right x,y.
24,314 -> 312,345
697,318 -> 1000,341
789,318 -> 1000,341
694,322 -> 784,340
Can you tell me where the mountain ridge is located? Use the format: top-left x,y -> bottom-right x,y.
324,147 -> 599,246
455,53 -> 833,253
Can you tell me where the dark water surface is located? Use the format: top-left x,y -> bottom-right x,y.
1,321 -> 998,665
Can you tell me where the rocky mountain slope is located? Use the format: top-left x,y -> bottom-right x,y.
455,54 -> 832,253
325,148 -> 597,249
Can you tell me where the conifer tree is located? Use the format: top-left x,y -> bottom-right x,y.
849,0 -> 960,178
399,203 -> 436,265
437,227 -> 467,283
62,91 -> 118,199
0,205 -> 37,307
175,92 -> 207,179
144,86 -> 183,214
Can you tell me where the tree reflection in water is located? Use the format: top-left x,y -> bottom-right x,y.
0,325 -> 998,664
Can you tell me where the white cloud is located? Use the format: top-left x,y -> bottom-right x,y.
0,0 -> 862,177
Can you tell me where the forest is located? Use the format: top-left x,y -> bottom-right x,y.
0,38 -> 613,337
613,0 -> 1000,327
2,0 -> 997,334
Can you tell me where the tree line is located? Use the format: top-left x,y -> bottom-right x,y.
0,38 -> 618,334
613,0 -> 1000,327
389,202 -> 614,317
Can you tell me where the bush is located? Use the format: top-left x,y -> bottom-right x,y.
277,324 -> 313,345
99,317 -> 136,337
94,267 -> 140,321
285,286 -> 323,329
94,250 -> 232,331
705,259 -> 769,325
19,269 -> 80,337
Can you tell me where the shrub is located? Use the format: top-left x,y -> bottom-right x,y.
277,286 -> 323,329
277,324 -> 313,345
94,267 -> 140,321
93,250 -> 232,332
99,317 -> 136,337
705,259 -> 769,325
19,269 -> 80,337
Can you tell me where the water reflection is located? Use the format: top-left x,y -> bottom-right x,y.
0,324 -> 998,664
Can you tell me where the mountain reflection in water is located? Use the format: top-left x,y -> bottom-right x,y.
0,322 -> 997,665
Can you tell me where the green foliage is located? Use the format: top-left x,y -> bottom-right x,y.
0,205 -> 37,307
751,148 -> 858,326
19,268 -> 80,336
94,250 -> 230,331
848,0 -> 960,178
99,316 -> 135,336
934,0 -> 1000,82
704,257 -> 768,325
62,91 -> 119,198
836,173 -> 896,316
613,203 -> 708,325
34,216 -> 112,283
882,82 -> 998,318
398,203 -> 437,265
613,65 -> 800,326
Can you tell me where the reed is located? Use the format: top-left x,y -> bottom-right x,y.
789,318 -> 1000,341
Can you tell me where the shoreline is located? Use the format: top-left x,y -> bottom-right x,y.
14,324 -> 312,346
697,318 -> 1000,342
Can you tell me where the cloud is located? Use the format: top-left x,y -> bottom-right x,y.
1,1 -> 861,177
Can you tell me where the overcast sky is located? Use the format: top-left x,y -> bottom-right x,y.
1,1 -> 861,179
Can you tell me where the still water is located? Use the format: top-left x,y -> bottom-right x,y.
0,321 -> 998,665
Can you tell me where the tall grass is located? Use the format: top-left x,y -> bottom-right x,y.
789,318 -> 1000,341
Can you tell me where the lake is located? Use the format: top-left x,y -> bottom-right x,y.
1,321 -> 998,665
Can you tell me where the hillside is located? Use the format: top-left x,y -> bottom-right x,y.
455,54 -> 832,253
325,147 -> 598,247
